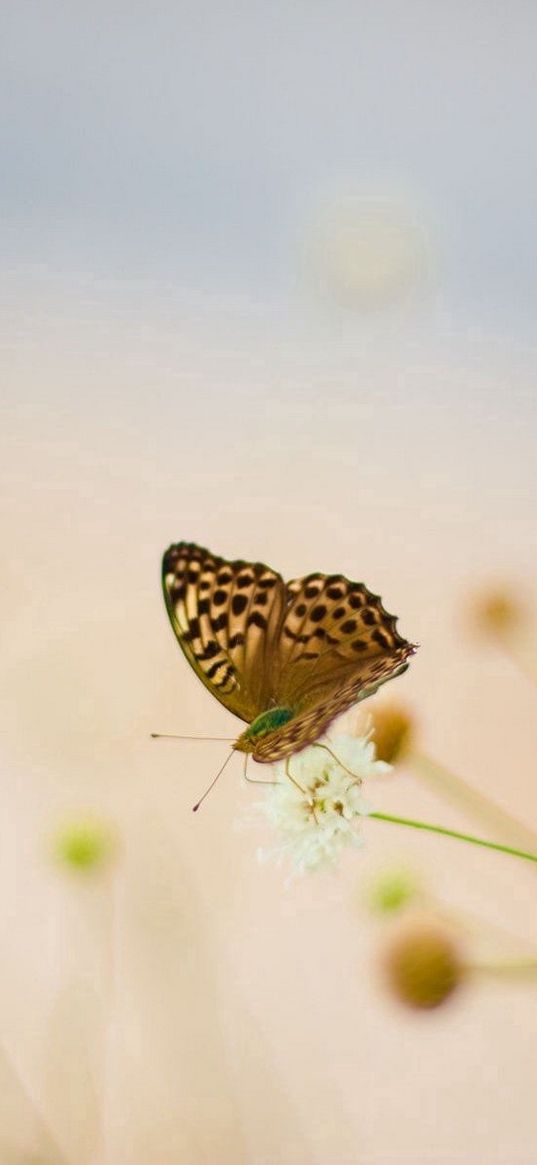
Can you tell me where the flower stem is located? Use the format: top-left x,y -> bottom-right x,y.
469,958 -> 537,978
409,751 -> 537,854
497,633 -> 537,690
369,812 -> 537,865
0,1038 -> 71,1164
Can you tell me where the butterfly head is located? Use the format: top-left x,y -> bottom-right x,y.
233,706 -> 295,755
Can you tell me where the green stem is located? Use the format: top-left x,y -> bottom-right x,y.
409,751 -> 537,855
369,812 -> 537,865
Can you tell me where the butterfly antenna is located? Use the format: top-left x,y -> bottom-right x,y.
151,733 -> 235,741
192,749 -> 235,812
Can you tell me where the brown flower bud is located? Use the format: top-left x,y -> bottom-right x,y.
383,924 -> 463,1009
371,703 -> 414,765
469,587 -> 526,639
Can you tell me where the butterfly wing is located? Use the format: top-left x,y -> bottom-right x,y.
252,571 -> 415,761
251,649 -> 412,761
162,542 -> 286,723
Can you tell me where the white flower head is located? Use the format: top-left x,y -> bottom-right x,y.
257,733 -> 391,874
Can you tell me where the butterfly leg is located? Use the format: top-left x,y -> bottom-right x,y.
311,742 -> 363,784
283,757 -> 309,795
242,753 -> 282,786
284,759 -> 318,820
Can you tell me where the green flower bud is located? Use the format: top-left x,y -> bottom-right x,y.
53,819 -> 117,874
368,867 -> 419,915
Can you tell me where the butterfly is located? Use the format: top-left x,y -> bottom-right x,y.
162,542 -> 416,764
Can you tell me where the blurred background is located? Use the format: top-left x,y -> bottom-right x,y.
2,2 -> 537,1162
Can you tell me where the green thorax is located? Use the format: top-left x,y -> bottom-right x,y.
245,707 -> 294,739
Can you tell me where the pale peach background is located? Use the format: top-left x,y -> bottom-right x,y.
2,4 -> 537,1163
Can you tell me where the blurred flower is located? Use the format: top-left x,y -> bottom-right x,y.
305,193 -> 431,310
367,866 -> 420,915
52,817 -> 118,874
258,734 -> 388,874
369,702 -> 415,765
382,923 -> 464,1010
468,586 -> 527,640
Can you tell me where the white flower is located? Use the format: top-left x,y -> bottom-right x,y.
257,733 -> 391,874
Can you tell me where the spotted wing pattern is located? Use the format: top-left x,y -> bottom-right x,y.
249,570 -> 414,761
162,543 -> 416,761
274,571 -> 408,702
162,542 -> 285,723
252,646 -> 413,762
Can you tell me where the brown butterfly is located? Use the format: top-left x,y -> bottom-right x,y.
162,542 -> 416,764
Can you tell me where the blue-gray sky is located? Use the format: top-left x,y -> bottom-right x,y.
3,1 -> 537,336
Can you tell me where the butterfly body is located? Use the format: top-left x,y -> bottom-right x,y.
243,707 -> 295,740
162,542 -> 416,763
